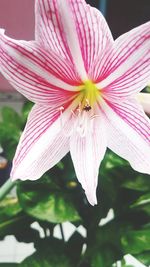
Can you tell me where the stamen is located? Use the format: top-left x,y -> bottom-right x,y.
71,110 -> 77,117
58,106 -> 65,129
58,102 -> 100,138
77,102 -> 82,113
90,114 -> 100,120
58,106 -> 74,137
58,106 -> 65,114
83,98 -> 92,112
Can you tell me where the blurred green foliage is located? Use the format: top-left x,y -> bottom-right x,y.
0,101 -> 150,266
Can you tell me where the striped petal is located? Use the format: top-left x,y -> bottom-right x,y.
97,22 -> 150,99
0,30 -> 78,106
35,0 -> 113,80
68,1 -> 113,76
11,104 -> 72,180
101,98 -> 150,174
35,0 -> 87,80
70,115 -> 107,206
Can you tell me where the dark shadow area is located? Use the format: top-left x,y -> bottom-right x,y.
87,0 -> 150,38
107,0 -> 150,38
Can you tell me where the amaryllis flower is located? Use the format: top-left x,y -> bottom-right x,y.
0,0 -> 150,205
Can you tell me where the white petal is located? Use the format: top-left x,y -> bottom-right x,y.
97,22 -> 150,98
70,114 -> 107,205
36,0 -> 113,81
11,104 -> 72,180
35,0 -> 87,80
65,1 -> 113,78
100,98 -> 150,174
0,30 -> 78,105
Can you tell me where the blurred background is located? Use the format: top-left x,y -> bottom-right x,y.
0,0 -> 150,266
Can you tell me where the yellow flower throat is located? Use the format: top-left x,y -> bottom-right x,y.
78,80 -> 100,111
59,81 -> 100,137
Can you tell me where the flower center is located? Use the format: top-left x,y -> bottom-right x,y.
78,80 -> 100,111
59,81 -> 100,137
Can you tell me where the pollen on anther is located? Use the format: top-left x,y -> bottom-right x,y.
83,99 -> 92,112
83,104 -> 92,112
59,106 -> 64,111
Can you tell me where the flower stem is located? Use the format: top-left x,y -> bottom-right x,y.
99,0 -> 107,16
59,224 -> 65,242
0,178 -> 16,201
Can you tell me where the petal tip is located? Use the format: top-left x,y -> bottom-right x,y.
11,175 -> 19,182
85,189 -> 98,206
10,169 -> 21,181
0,29 -> 5,35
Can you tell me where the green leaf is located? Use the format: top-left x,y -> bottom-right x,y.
0,104 -> 31,160
17,180 -> 81,223
56,161 -> 64,170
0,196 -> 39,243
1,106 -> 22,129
122,174 -> 150,192
85,223 -> 124,267
146,86 -> 150,93
0,122 -> 21,160
21,101 -> 33,123
0,210 -> 21,236
0,264 -> 18,267
102,150 -> 128,171
121,228 -> 150,254
135,251 -> 150,266
130,193 -> 150,215
0,196 -> 23,237
86,244 -> 122,267
66,232 -> 84,265
0,196 -> 22,217
0,212 -> 39,243
21,238 -> 73,267
0,122 -> 20,144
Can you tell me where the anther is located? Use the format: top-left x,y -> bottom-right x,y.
59,106 -> 64,112
83,99 -> 92,112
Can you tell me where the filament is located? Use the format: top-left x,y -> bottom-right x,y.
58,105 -> 100,138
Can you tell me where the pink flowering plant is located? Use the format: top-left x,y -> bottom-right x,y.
0,0 -> 150,266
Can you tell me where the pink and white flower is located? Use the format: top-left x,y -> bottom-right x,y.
0,0 -> 150,205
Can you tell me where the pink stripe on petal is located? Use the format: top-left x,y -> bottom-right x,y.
0,32 -> 80,87
108,99 -> 150,142
101,98 -> 150,174
78,8 -> 113,79
100,23 -> 150,78
35,0 -> 72,59
11,104 -> 72,180
0,31 -> 78,105
97,22 -> 150,97
35,0 -> 88,80
70,114 -> 107,205
66,0 -> 114,78
1,57 -> 77,106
